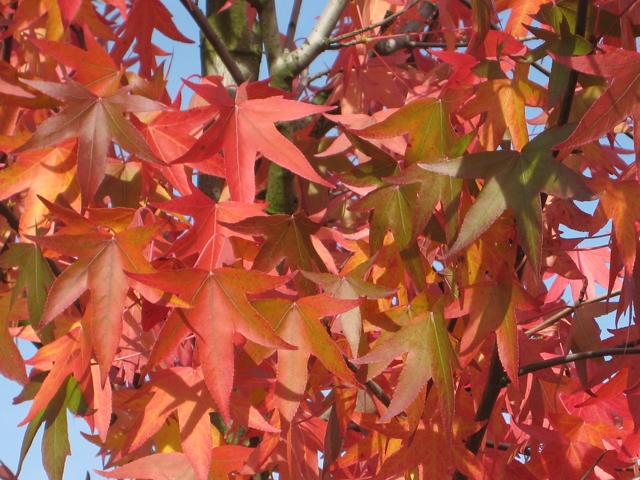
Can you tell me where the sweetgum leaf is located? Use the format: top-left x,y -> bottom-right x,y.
552,46 -> 640,154
177,78 -> 333,203
28,201 -> 160,383
353,97 -> 458,165
349,183 -> 420,253
12,79 -> 164,205
127,267 -> 295,423
220,211 -> 328,296
352,298 -> 458,436
250,295 -> 361,421
96,452 -> 197,480
421,124 -> 594,278
0,243 -> 54,330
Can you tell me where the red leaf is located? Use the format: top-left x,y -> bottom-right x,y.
96,452 -> 197,480
128,267 -> 295,422
177,77 -> 333,203
12,80 -> 164,205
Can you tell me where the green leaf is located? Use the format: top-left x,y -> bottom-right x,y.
353,296 -> 459,438
420,124 -> 594,278
0,243 -> 54,336
354,98 -> 459,165
42,395 -> 70,480
349,183 -> 420,253
17,375 -> 70,478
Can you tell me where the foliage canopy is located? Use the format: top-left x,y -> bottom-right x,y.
1,0 -> 640,479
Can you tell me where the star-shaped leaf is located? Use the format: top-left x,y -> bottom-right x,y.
446,264 -> 539,383
301,266 -> 396,357
28,201 -> 160,382
349,183 -> 419,253
177,78 -> 333,203
109,0 -> 193,79
421,124 -> 594,278
127,267 -> 295,423
249,294 -> 361,421
153,187 -> 266,268
457,64 -> 547,151
220,211 -> 328,296
12,79 -> 164,205
552,46 -> 640,154
121,367 -> 277,480
386,161 -> 462,244
352,297 -> 459,436
29,28 -> 120,95
353,97 -> 459,165
0,136 -> 79,235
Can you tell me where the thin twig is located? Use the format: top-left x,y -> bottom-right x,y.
580,450 -> 607,480
518,348 -> 640,377
271,0 -> 350,79
284,0 -> 303,52
525,289 -> 621,336
408,41 -> 469,48
345,356 -> 391,407
178,0 -> 246,85
328,0 -> 419,44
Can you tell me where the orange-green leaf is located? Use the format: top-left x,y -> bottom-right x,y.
353,97 -> 459,165
250,295 -> 361,420
0,292 -> 28,385
301,268 -> 396,357
220,211 -> 328,296
29,206 -> 159,382
0,243 -> 54,330
421,124 -> 594,278
352,298 -> 459,436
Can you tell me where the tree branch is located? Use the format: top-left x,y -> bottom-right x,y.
0,201 -> 19,233
178,0 -> 247,84
452,344 -> 506,480
271,0 -> 349,80
555,0 -> 589,127
525,289 -> 621,336
284,0 -> 302,52
258,0 -> 282,71
345,356 -> 391,407
518,348 -> 640,377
